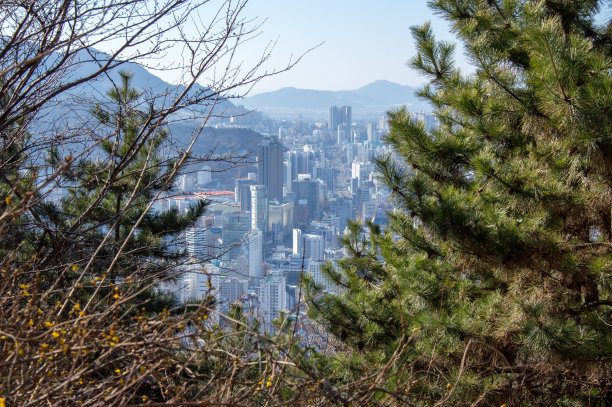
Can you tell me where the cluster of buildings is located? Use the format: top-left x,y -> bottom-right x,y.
161,107 -> 438,331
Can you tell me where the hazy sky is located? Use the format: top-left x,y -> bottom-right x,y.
239,1 -> 472,94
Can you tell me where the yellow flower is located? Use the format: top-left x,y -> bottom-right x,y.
119,378 -> 125,386
51,331 -> 60,338
0,397 -> 6,407
501,405 -> 507,407
113,293 -> 119,299
142,395 -> 148,402
28,319 -> 34,326
447,383 -> 452,389
115,368 -> 121,375
44,321 -> 54,328
412,327 -> 419,333
72,265 -> 78,272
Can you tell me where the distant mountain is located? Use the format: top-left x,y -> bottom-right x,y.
48,49 -> 236,117
241,80 -> 427,119
352,80 -> 421,106
32,50 -> 261,157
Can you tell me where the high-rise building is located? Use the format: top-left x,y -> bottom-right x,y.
328,106 -> 340,130
250,184 -> 268,233
258,270 -> 287,331
178,262 -> 208,303
329,197 -> 353,231
257,137 -> 284,201
211,271 -> 248,318
297,149 -> 314,177
219,278 -> 248,306
314,167 -> 336,193
285,151 -> 298,192
284,253 -> 304,285
307,260 -> 331,291
292,175 -> 320,221
367,122 -> 376,143
234,178 -> 256,211
247,229 -> 263,284
329,105 -> 352,139
221,210 -> 251,261
303,234 -> 324,260
340,106 -> 352,126
292,228 -> 302,255
185,226 -> 208,260
197,166 -> 212,186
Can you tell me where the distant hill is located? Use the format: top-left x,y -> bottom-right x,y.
45,49 -> 237,119
32,49 -> 255,158
169,126 -> 263,157
242,80 -> 427,119
352,80 -> 421,106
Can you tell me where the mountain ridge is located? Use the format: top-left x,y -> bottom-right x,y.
241,80 -> 427,115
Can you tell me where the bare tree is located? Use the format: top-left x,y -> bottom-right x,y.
0,0 -> 334,405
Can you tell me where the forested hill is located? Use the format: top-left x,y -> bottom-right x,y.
168,125 -> 263,157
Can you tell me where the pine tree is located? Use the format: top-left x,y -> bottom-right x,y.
309,1 -> 612,405
56,72 -> 206,286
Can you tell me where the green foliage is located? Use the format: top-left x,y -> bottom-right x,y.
55,72 -> 206,280
310,1 -> 612,405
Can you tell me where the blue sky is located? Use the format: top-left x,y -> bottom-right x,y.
239,1 -> 472,94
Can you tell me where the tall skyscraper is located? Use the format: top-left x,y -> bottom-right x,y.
234,178 -> 256,211
247,229 -> 263,285
303,234 -> 324,260
258,270 -> 287,331
257,136 -> 284,201
221,210 -> 251,261
185,226 -> 208,260
292,228 -> 302,255
286,151 -> 298,190
328,106 -> 340,130
329,105 -> 352,144
340,105 -> 352,126
292,175 -> 320,221
249,184 -> 268,233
